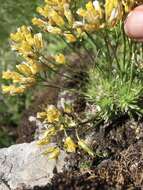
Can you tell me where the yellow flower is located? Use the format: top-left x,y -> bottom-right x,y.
32,18 -> 46,27
78,1 -> 102,21
122,0 -> 134,12
122,0 -> 143,12
43,147 -> 60,159
49,10 -> 65,26
77,1 -> 102,31
16,63 -> 33,76
36,6 -> 49,17
43,127 -> 57,138
20,25 -> 31,34
37,137 -> 51,145
45,0 -> 70,5
46,25 -> 62,34
59,124 -> 64,130
64,106 -> 72,113
28,60 -> 43,75
46,105 -> 61,123
78,139 -> 94,157
10,26 -> 44,60
37,111 -> 47,119
34,33 -> 43,49
93,0 -> 103,18
105,0 -> 123,26
10,26 -> 31,42
38,105 -> 61,123
84,24 -> 100,32
2,71 -> 20,80
64,137 -> 77,153
20,77 -> 36,85
2,67 -> 37,95
3,64 -> 38,86
64,3 -> 74,25
55,53 -> 66,64
64,33 -> 76,43
77,8 -> 87,17
2,71 -> 23,83
18,42 -> 33,55
10,32 -> 24,42
2,85 -> 26,95
76,28 -> 84,38
16,60 -> 42,77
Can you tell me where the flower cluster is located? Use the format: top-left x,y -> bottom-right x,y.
2,25 -> 66,95
2,60 -> 43,95
2,26 -> 44,95
32,0 -> 79,43
10,25 -> 43,60
32,0 -> 143,41
36,105 -> 94,159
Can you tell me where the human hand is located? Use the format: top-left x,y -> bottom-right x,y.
124,5 -> 143,42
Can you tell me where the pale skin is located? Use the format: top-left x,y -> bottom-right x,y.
124,5 -> 143,42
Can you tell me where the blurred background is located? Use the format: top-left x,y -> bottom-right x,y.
0,0 -> 41,147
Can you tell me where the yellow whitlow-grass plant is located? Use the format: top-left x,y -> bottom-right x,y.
2,0 -> 143,159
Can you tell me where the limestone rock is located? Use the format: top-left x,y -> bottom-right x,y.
0,142 -> 67,190
0,182 -> 9,190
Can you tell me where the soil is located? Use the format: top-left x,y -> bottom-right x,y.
25,118 -> 143,190
45,116 -> 142,190
0,125 -> 17,148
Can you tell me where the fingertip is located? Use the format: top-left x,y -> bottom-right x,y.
124,5 -> 143,40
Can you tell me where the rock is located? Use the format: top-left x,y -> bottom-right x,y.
0,182 -> 9,190
0,142 -> 67,190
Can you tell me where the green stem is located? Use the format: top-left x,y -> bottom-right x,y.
128,44 -> 135,92
125,38 -> 133,75
75,129 -> 80,141
38,76 -> 63,89
82,41 -> 95,63
60,36 -> 83,64
108,41 -> 122,76
123,25 -> 126,71
85,32 -> 99,49
142,43 -> 143,60
103,34 -> 112,72
64,129 -> 68,137
40,56 -> 73,80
